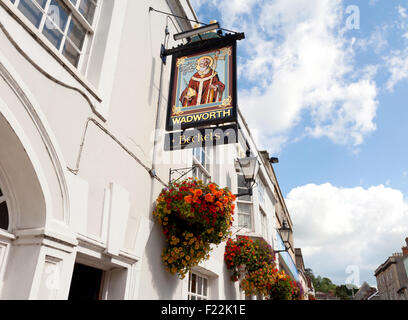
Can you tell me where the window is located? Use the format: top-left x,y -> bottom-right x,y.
0,187 -> 9,231
192,147 -> 211,184
8,0 -> 98,68
237,173 -> 253,230
260,208 -> 268,239
237,174 -> 251,202
193,147 -> 210,172
257,177 -> 265,207
188,272 -> 208,300
237,202 -> 252,229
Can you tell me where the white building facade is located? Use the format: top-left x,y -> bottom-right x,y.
0,0 -> 300,300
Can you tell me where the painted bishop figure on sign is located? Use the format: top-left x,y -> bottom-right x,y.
179,55 -> 225,107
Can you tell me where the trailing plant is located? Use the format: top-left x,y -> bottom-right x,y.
224,236 -> 275,281
292,280 -> 305,300
153,178 -> 236,279
269,270 -> 296,300
240,262 -> 278,296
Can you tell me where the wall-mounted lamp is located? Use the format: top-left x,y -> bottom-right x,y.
274,219 -> 292,253
234,150 -> 260,197
270,157 -> 279,164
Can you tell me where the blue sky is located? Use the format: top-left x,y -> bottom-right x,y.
192,0 -> 408,287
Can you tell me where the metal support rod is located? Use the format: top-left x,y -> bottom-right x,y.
149,7 -> 240,35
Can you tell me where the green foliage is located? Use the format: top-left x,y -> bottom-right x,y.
305,268 -> 354,300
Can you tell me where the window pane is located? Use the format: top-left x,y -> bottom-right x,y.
47,0 -> 69,31
238,175 -> 247,188
18,0 -> 44,28
0,201 -> 9,230
191,274 -> 197,294
190,295 -> 196,300
238,203 -> 251,214
79,0 -> 96,25
42,19 -> 64,49
0,188 -> 2,197
67,17 -> 86,49
69,0 -> 78,5
63,40 -> 81,67
201,149 -> 205,166
35,0 -> 48,8
10,0 -> 16,4
237,188 -> 251,201
203,278 -> 208,296
197,276 -> 202,295
238,213 -> 251,228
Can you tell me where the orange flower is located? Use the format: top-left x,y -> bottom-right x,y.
209,183 -> 216,190
231,204 -> 236,211
231,194 -> 237,201
215,191 -> 223,198
184,195 -> 193,204
215,201 -> 223,208
193,189 -> 203,197
205,193 -> 215,203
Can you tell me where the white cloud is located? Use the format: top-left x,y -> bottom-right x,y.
285,183 -> 408,285
385,48 -> 408,91
383,6 -> 408,91
355,25 -> 389,53
398,5 -> 408,19
205,0 -> 378,152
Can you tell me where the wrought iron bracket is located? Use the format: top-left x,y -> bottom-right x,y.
169,165 -> 197,185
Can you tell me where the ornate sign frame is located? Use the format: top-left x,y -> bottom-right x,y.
165,37 -> 238,131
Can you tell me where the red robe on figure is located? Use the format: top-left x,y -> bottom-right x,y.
179,69 -> 225,107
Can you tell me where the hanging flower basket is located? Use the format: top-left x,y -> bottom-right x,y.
268,270 -> 296,300
224,236 -> 275,281
224,236 -> 277,296
153,178 -> 236,279
292,280 -> 304,300
240,262 -> 278,296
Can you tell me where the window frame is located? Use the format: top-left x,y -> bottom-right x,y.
260,206 -> 268,240
257,175 -> 265,208
192,147 -> 211,184
236,172 -> 253,230
187,271 -> 209,300
237,200 -> 253,230
5,0 -> 100,71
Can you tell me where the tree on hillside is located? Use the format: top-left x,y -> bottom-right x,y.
304,268 -> 353,299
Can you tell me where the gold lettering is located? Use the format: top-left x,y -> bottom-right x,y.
179,135 -> 186,145
172,118 -> 181,125
223,109 -> 232,117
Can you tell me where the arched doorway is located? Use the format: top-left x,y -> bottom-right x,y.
0,60 -> 75,299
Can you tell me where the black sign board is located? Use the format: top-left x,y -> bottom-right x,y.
164,124 -> 238,151
165,34 -> 241,131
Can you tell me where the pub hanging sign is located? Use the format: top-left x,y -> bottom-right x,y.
165,37 -> 239,131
